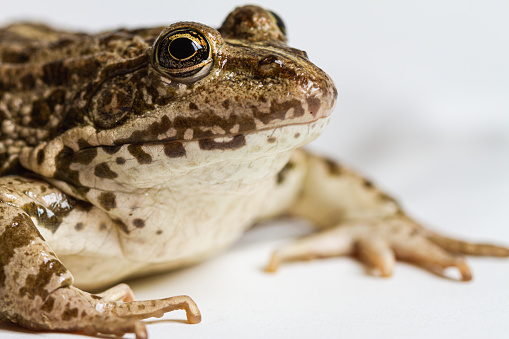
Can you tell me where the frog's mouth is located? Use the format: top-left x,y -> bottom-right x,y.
36,116 -> 331,194
85,113 -> 332,157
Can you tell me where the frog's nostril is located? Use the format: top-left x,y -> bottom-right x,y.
258,55 -> 284,74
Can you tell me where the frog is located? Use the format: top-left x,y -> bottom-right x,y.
0,4 -> 508,339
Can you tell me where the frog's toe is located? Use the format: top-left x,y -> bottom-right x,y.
266,216 -> 509,281
113,295 -> 202,324
427,232 -> 509,257
266,226 -> 355,272
96,283 -> 136,302
390,233 -> 472,281
356,237 -> 395,277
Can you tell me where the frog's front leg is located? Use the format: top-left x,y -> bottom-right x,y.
265,150 -> 509,280
0,176 -> 200,338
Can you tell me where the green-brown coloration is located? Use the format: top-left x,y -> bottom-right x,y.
18,259 -> 70,300
21,197 -> 76,233
0,213 -> 43,287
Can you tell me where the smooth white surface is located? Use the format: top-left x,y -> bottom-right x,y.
1,1 -> 508,338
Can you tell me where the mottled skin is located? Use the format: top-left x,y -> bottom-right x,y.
0,5 -> 508,339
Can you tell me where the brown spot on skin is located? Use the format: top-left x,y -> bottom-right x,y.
324,158 -> 342,176
267,137 -> 276,143
36,149 -> 45,165
114,218 -> 129,234
41,296 -> 55,313
133,219 -> 145,228
189,102 -> 198,110
94,162 -> 118,179
254,99 -> 305,124
99,223 -> 107,231
22,196 -> 77,234
29,99 -> 51,127
306,96 -> 321,117
138,304 -> 146,310
42,60 -> 69,86
294,133 -> 300,138
75,222 -> 84,231
47,88 -> 66,108
127,144 -> 152,164
363,179 -> 373,188
77,138 -> 93,150
277,161 -> 295,184
199,135 -> 246,151
97,192 -> 116,211
102,145 -> 122,154
19,259 -> 70,300
164,142 -> 186,158
54,147 -> 90,197
74,148 -> 98,166
20,73 -> 36,89
116,157 -> 126,165
156,230 -> 163,235
0,213 -> 43,287
62,306 -> 79,321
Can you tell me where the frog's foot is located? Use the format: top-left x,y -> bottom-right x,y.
38,286 -> 200,338
266,216 -> 509,281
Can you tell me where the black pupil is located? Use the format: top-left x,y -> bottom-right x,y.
169,38 -> 200,60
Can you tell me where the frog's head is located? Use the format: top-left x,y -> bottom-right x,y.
23,5 -> 337,196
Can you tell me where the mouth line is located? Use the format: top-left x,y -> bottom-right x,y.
77,115 -> 331,152
113,115 -> 330,149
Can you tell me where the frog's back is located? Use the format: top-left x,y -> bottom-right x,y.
0,23 -> 159,174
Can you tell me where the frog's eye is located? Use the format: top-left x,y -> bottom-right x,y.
268,11 -> 286,36
152,28 -> 213,82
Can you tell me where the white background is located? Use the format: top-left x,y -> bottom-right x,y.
1,1 -> 508,338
